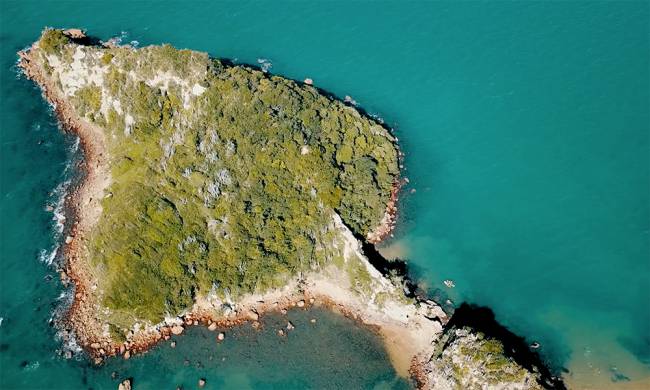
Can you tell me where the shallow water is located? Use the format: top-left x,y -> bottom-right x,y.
1,1 -> 649,388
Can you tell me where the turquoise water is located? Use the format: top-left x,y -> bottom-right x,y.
1,1 -> 648,388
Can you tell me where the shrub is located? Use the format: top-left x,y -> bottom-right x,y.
46,40 -> 399,328
39,29 -> 69,54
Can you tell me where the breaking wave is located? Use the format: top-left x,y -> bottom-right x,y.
257,58 -> 273,73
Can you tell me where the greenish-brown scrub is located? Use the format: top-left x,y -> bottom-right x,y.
427,327 -> 543,389
33,29 -> 399,326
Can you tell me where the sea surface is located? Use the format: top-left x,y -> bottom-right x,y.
1,1 -> 648,389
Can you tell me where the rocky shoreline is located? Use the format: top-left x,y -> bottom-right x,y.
19,29 -> 563,389
18,34 -> 446,386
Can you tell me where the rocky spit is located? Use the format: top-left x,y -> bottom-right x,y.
19,29 -> 559,390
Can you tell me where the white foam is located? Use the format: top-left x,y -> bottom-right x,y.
257,58 -> 272,73
38,246 -> 59,266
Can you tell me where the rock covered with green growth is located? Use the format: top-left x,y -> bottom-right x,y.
426,327 -> 543,390
33,29 -> 399,325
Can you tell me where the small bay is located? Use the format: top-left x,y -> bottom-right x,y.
1,1 -> 648,388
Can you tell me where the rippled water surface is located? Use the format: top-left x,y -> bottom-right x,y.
1,1 -> 648,388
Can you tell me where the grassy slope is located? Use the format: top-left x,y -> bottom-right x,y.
36,29 -> 399,327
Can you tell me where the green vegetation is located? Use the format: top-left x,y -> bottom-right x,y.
35,30 -> 399,328
100,52 -> 114,66
459,335 -> 528,384
72,85 -> 102,117
39,28 -> 69,54
431,328 -> 539,389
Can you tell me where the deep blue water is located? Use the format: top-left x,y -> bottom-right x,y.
1,1 -> 648,388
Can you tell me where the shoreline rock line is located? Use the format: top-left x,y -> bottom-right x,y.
18,29 -> 563,389
17,35 -> 438,382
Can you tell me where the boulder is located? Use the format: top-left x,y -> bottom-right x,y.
63,28 -> 86,39
198,378 -> 206,388
208,323 -> 218,331
118,379 -> 131,390
171,325 -> 184,335
286,322 -> 295,331
247,310 -> 259,321
296,300 -> 305,308
422,302 -> 448,323
216,332 -> 225,341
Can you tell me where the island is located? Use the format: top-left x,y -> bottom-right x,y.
19,28 -> 559,389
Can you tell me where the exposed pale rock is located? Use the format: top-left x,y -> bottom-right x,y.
63,28 -> 86,39
247,310 -> 259,321
424,327 -> 543,390
171,325 -> 184,335
118,379 -> 131,390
